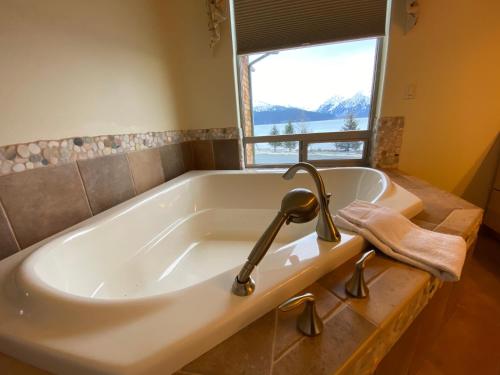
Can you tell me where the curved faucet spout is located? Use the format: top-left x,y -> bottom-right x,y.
283,162 -> 329,209
282,162 -> 341,242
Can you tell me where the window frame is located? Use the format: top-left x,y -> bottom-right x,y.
237,37 -> 384,168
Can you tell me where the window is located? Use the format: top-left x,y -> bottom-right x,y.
238,38 -> 380,167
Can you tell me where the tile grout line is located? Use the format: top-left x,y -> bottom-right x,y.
186,140 -> 194,172
0,195 -> 21,251
269,308 -> 279,375
344,267 -> 401,329
322,299 -> 347,324
125,153 -> 138,196
209,140 -> 216,169
272,303 -> 354,365
175,370 -> 204,375
75,161 -> 94,216
272,334 -> 306,366
74,160 -> 95,216
152,147 -> 167,183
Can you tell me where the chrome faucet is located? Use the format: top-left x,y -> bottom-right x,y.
282,162 -> 341,242
232,188 -> 319,296
279,292 -> 323,336
345,249 -> 376,298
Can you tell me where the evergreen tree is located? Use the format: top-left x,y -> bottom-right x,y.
339,114 -> 361,152
342,113 -> 359,131
268,125 -> 282,152
299,121 -> 309,134
284,121 -> 296,151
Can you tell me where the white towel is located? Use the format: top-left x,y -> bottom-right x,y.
334,200 -> 467,281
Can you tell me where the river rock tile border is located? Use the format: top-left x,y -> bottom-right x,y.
370,116 -> 405,169
0,127 -> 240,176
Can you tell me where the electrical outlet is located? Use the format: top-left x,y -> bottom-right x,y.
404,83 -> 417,100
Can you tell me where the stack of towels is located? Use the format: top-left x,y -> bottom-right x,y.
335,200 -> 467,281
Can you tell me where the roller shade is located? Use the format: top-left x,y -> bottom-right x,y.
233,0 -> 388,55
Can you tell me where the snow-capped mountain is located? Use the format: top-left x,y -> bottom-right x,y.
316,95 -> 345,114
317,92 -> 371,118
252,104 -> 331,125
252,93 -> 371,125
252,100 -> 276,112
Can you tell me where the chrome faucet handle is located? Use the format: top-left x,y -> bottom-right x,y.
278,292 -> 323,336
345,249 -> 376,298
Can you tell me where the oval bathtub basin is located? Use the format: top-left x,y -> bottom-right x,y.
0,168 -> 423,375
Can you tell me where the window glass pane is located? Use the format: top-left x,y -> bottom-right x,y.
246,142 -> 299,165
307,142 -> 365,160
246,39 -> 377,137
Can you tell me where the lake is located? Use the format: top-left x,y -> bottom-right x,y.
253,117 -> 369,137
249,118 -> 368,164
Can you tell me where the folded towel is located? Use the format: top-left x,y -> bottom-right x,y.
334,200 -> 467,281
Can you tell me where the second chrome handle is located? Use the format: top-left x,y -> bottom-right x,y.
279,292 -> 323,336
345,249 -> 376,298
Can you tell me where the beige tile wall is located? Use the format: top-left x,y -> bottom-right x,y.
0,139 -> 241,259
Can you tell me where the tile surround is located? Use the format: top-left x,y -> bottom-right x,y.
160,143 -> 189,181
180,142 -> 195,171
77,154 -> 136,215
0,127 -> 240,177
191,140 -> 215,170
273,305 -> 377,375
347,265 -> 429,326
213,139 -> 241,170
127,148 -> 165,194
0,128 -> 242,259
370,117 -> 405,169
0,163 -> 92,248
182,311 -> 276,375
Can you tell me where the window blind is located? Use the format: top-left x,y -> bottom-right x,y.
233,0 -> 388,55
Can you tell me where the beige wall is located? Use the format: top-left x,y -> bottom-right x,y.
0,0 -> 186,146
381,0 -> 500,207
157,0 -> 238,131
3,0 -> 497,207
0,0 -> 238,146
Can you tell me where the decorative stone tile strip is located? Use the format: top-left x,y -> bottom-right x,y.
0,127 -> 240,176
370,116 -> 405,169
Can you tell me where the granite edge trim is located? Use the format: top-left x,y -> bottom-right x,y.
337,276 -> 441,375
0,127 -> 241,177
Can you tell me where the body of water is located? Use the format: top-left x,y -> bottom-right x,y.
253,117 -> 369,137
249,118 -> 368,164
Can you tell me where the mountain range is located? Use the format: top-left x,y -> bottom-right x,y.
253,93 -> 370,125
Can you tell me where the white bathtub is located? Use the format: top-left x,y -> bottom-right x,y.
0,168 -> 422,374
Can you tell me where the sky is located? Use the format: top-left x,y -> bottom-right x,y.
249,39 -> 377,111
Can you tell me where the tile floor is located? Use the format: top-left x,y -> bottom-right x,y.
417,229 -> 500,375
